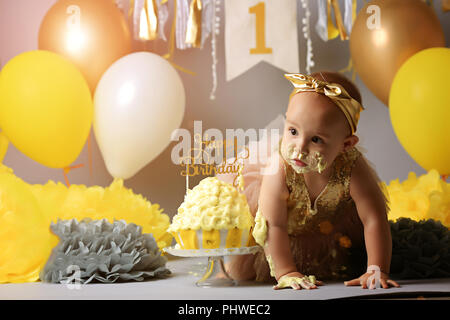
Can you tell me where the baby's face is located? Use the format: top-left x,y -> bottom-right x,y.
281,92 -> 355,174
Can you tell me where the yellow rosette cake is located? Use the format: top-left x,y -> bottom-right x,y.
168,177 -> 256,250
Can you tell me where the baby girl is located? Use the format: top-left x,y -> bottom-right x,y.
216,71 -> 400,290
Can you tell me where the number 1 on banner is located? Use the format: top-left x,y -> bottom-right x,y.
249,2 -> 273,54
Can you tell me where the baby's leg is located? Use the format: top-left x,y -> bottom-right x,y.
224,254 -> 256,281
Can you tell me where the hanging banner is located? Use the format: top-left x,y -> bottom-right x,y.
225,0 -> 299,81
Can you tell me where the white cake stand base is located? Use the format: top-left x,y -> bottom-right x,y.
163,246 -> 262,287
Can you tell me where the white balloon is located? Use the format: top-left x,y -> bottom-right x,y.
94,52 -> 185,179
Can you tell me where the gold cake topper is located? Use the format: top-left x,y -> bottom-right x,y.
180,134 -> 249,191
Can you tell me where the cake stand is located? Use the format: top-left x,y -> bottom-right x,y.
163,246 -> 261,287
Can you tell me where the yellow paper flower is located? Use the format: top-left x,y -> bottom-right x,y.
0,168 -> 56,283
0,163 -> 172,283
30,178 -> 172,250
383,170 -> 450,228
428,182 -> 450,227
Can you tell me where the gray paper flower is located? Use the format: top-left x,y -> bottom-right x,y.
40,219 -> 170,284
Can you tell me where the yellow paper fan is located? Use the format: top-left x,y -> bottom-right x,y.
0,169 -> 56,283
384,170 -> 450,228
0,163 -> 172,283
30,178 -> 172,250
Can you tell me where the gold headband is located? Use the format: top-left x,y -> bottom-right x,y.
284,73 -> 364,134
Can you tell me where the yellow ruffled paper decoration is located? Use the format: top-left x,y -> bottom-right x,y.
428,182 -> 450,227
0,167 -> 57,283
383,170 -> 450,228
0,163 -> 172,283
30,178 -> 172,250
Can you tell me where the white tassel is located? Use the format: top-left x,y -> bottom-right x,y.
315,0 -> 328,42
158,0 -> 169,41
343,0 -> 354,36
300,0 -> 314,74
209,0 -> 220,100
176,0 -> 192,49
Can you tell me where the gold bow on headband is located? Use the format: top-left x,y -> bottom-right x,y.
284,73 -> 364,134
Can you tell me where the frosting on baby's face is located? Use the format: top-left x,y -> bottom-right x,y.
281,92 -> 356,175
281,143 -> 327,174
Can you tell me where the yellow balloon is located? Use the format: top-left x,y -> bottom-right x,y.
0,132 -> 9,163
0,50 -> 92,168
0,169 -> 56,283
389,48 -> 450,175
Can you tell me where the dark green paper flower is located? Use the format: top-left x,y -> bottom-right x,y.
390,218 -> 450,279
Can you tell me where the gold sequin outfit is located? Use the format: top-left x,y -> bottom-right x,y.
253,139 -> 367,281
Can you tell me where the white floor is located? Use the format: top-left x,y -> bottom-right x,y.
1,256 -> 449,300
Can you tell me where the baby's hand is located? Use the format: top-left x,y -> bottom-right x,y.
344,270 -> 400,289
274,272 -> 323,290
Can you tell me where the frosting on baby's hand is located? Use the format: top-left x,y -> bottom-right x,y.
274,274 -> 318,290
265,254 -> 276,278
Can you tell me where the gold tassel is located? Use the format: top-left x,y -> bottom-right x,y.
126,0 -> 195,75
128,0 -> 135,26
186,0 -> 203,48
352,0 -> 357,24
163,0 -> 177,61
327,0 -> 339,40
442,0 -> 450,11
143,0 -> 158,40
339,0 -> 357,80
163,0 -> 196,75
327,0 -> 348,41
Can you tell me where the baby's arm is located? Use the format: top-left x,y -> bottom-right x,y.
258,153 -> 319,290
259,153 -> 292,277
346,156 -> 400,289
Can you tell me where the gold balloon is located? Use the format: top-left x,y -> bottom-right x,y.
38,0 -> 132,93
350,0 -> 445,106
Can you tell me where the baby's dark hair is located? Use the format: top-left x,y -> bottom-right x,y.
309,71 -> 362,105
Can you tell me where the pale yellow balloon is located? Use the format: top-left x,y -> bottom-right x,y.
0,50 -> 93,168
94,52 -> 185,179
389,48 -> 450,175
